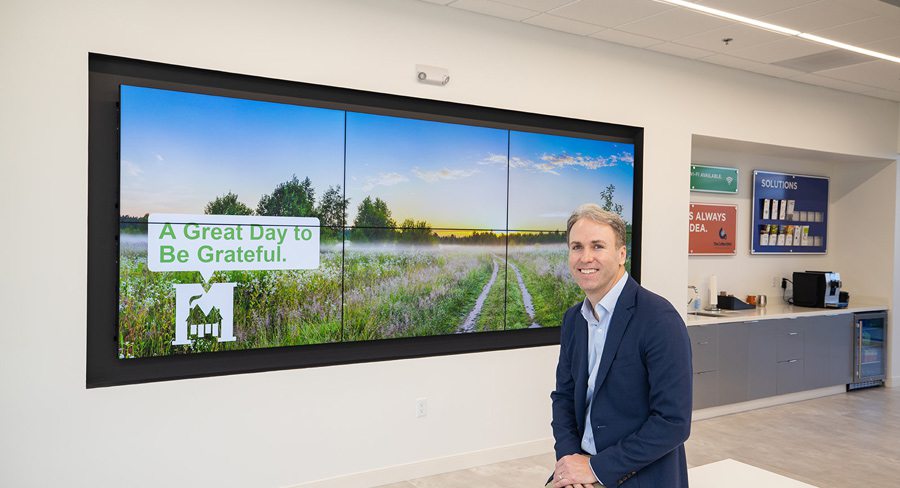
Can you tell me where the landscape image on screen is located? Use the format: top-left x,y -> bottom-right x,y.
506,130 -> 635,328
118,85 -> 634,359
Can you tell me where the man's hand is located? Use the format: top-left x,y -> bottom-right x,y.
552,454 -> 597,488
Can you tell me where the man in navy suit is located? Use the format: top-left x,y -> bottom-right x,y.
549,204 -> 692,488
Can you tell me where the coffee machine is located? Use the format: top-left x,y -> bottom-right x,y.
792,271 -> 842,308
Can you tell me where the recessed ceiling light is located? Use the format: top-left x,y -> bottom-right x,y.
652,0 -> 900,64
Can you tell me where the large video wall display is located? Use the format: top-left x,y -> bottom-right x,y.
89,54 -> 642,386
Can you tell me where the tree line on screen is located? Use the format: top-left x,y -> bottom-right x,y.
121,175 -> 628,244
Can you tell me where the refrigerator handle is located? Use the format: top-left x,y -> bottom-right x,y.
856,320 -> 863,380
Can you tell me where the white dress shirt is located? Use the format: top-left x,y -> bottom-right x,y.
580,271 -> 629,482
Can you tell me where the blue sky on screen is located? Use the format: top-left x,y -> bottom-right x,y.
345,112 -> 508,230
119,85 -> 634,231
508,131 -> 634,231
119,85 -> 344,217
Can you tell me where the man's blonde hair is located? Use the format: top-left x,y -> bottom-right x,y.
566,203 -> 627,248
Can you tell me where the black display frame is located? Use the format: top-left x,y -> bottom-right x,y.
87,53 -> 644,388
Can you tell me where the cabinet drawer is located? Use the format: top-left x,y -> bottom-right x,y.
777,359 -> 804,395
693,370 -> 719,409
777,319 -> 804,361
688,325 -> 718,373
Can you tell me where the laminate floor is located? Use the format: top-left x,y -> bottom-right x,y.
377,386 -> 900,488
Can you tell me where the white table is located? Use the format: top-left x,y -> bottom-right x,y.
689,459 -> 818,488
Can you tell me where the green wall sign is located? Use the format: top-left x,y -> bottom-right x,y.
690,164 -> 738,194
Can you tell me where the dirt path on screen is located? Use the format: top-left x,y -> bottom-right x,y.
457,258 -> 500,333
457,256 -> 542,332
506,260 -> 541,328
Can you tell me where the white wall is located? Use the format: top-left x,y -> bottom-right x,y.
1,0 -> 898,487
830,160 -> 897,302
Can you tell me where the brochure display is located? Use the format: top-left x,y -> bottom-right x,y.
751,170 -> 827,254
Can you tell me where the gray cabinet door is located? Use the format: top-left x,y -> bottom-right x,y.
827,314 -> 853,386
688,325 -> 718,374
748,319 -> 777,400
718,321 -> 749,405
803,316 -> 831,390
803,314 -> 852,389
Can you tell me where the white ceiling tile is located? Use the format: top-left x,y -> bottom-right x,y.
695,0 -> 819,18
862,88 -> 900,102
816,60 -> 900,91
449,0 -> 538,21
788,72 -> 879,93
425,0 -> 900,95
589,29 -> 665,48
549,0 -> 673,28
811,17 -> 900,46
726,37 -> 831,64
676,23 -> 787,54
615,8 -> 732,42
701,54 -> 805,79
698,54 -> 756,69
523,13 -> 604,35
861,36 -> 900,58
831,0 -> 900,19
735,61 -> 805,79
761,0 -> 878,33
492,0 -> 573,11
647,42 -> 716,59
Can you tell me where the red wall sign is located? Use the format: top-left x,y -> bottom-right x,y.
689,203 -> 736,255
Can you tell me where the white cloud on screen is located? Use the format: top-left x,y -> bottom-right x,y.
510,157 -> 530,168
154,153 -> 165,162
532,163 -> 560,175
538,153 -> 618,171
480,150 -> 634,173
362,172 -> 409,191
479,153 -> 532,169
517,151 -> 633,173
412,167 -> 480,182
615,152 -> 634,165
479,153 -> 508,165
123,160 -> 144,177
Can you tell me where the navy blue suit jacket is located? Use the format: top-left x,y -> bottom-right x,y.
551,276 -> 692,487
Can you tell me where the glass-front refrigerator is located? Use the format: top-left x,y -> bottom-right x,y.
850,311 -> 886,390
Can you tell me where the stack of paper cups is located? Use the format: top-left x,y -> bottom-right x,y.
709,275 -> 718,308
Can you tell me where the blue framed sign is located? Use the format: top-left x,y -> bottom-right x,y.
751,170 -> 828,254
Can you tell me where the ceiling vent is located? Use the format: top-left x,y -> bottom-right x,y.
772,49 -> 873,73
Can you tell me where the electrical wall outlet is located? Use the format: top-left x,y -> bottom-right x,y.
772,276 -> 779,288
416,398 -> 427,418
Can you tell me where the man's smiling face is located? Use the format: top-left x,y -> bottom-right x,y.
567,218 -> 626,304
